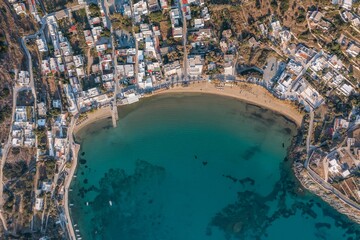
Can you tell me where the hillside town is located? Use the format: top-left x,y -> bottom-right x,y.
0,0 -> 359,239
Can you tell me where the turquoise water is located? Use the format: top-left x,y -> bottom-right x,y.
70,93 -> 360,240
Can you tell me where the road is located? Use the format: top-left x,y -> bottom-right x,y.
179,0 -> 188,81
20,37 -> 38,110
304,109 -> 314,169
103,0 -> 119,127
63,117 -> 78,240
0,3 -> 86,235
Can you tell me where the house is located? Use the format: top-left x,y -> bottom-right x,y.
196,28 -> 212,40
224,63 -> 233,76
41,181 -> 52,192
279,30 -> 292,44
76,68 -> 85,78
170,9 -> 181,26
173,27 -> 183,38
329,158 -> 341,174
73,55 -> 84,68
339,83 -> 354,96
63,84 -> 78,114
68,25 -> 78,34
329,55 -> 343,70
117,64 -> 134,77
164,61 -> 182,76
121,4 -> 131,16
133,0 -> 148,21
346,43 -> 360,57
53,99 -> 61,109
292,79 -> 324,110
271,20 -> 282,37
201,7 -> 210,21
38,102 -> 47,117
96,44 -> 108,52
41,60 -> 50,75
310,56 -> 327,72
184,6 -> 191,20
188,55 -> 204,76
351,18 -> 360,27
342,0 -> 352,10
160,0 -> 168,9
259,24 -> 268,36
13,3 -> 27,15
38,119 -> 46,127
50,58 -> 58,73
84,30 -> 94,46
333,118 -> 349,133
36,38 -> 48,52
35,198 -> 44,211
92,64 -> 100,73
309,11 -> 324,23
147,0 -> 160,12
18,71 -> 30,86
194,18 -> 204,29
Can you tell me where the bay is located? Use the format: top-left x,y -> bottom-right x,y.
70,93 -> 360,240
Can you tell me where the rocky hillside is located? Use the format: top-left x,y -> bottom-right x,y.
0,1 -> 37,144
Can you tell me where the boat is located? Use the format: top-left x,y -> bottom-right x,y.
109,200 -> 112,206
86,202 -> 89,206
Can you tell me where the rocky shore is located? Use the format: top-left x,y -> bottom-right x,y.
293,160 -> 360,224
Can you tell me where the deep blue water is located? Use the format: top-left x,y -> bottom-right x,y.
70,93 -> 360,240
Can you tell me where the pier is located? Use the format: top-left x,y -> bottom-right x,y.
111,104 -> 118,128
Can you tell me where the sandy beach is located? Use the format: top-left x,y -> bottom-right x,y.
148,81 -> 304,126
74,81 -> 304,135
74,106 -> 112,134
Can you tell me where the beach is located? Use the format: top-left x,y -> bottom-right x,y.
74,82 -> 303,135
74,106 -> 112,134
148,81 -> 304,126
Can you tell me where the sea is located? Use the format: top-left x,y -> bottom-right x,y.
69,93 -> 360,240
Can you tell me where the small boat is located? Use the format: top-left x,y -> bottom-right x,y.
86,202 -> 89,206
109,201 -> 113,206
74,224 -> 77,227
76,229 -> 80,232
70,204 -> 74,207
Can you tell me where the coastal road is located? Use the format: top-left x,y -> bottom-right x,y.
179,0 -> 188,81
63,116 -> 78,240
305,109 -> 314,168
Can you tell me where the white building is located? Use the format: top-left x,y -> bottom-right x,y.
35,198 -> 44,211
346,43 -> 360,57
188,55 -> 204,76
18,71 -> 30,86
339,83 -> 354,96
36,38 -> 48,52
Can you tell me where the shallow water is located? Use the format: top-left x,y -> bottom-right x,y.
70,93 -> 360,240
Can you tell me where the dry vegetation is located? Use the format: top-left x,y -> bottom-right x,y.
0,1 -> 37,144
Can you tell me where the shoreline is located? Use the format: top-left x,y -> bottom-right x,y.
74,106 -> 113,135
66,82 -> 360,237
146,82 -> 303,127
74,82 -> 303,135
